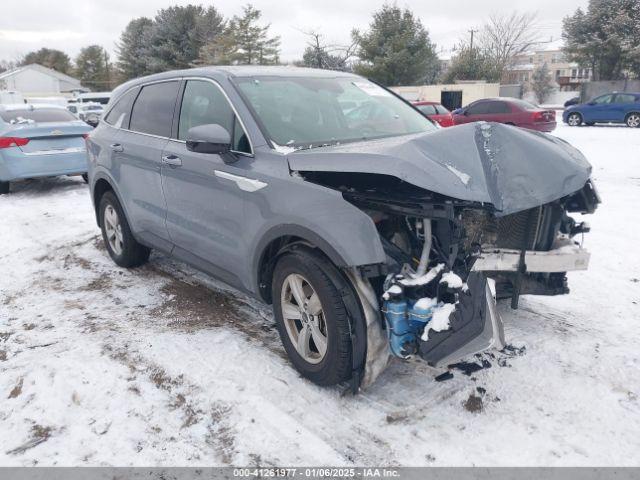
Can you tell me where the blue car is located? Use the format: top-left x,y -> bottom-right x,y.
563,92 -> 640,128
0,104 -> 92,194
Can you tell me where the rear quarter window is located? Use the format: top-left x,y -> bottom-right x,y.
129,82 -> 180,137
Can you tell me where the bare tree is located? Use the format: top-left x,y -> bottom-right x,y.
299,29 -> 359,71
479,12 -> 539,81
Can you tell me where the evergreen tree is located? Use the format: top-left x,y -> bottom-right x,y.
116,17 -> 154,80
146,4 -> 225,72
353,4 -> 439,86
21,48 -> 72,74
75,45 -> 111,91
563,0 -> 640,80
531,63 -> 555,104
200,5 -> 280,65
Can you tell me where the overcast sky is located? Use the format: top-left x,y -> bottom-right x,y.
0,0 -> 588,64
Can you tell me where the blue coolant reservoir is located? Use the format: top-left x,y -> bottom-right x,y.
383,299 -> 415,358
408,298 -> 436,335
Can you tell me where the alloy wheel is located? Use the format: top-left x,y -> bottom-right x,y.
280,273 -> 328,364
627,114 -> 640,128
568,113 -> 582,126
103,204 -> 124,255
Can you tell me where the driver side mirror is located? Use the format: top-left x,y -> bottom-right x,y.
587,101 -> 596,106
186,124 -> 232,155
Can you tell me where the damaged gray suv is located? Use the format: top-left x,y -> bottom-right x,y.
87,67 -> 599,390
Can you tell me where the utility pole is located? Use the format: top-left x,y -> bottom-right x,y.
468,29 -> 479,50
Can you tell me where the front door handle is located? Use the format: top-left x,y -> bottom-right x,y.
110,143 -> 123,153
162,154 -> 182,167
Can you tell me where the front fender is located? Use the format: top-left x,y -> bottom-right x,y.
245,179 -> 386,296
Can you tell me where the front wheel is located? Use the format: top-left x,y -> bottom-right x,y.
0,181 -> 9,195
272,250 -> 355,386
626,113 -> 640,128
567,112 -> 583,126
99,191 -> 150,267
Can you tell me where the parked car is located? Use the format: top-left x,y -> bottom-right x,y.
68,101 -> 104,127
74,92 -> 112,105
563,92 -> 640,128
412,101 -> 454,127
87,67 -> 599,390
564,96 -> 581,108
0,90 -> 24,104
452,98 -> 557,132
0,103 -> 92,194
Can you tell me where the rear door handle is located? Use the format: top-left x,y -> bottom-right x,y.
110,143 -> 123,153
162,154 -> 182,167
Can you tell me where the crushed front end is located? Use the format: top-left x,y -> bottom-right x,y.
306,171 -> 600,368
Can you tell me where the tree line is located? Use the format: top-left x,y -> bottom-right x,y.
1,1 -> 638,92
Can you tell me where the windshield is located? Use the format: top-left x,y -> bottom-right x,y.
0,108 -> 77,124
235,76 -> 436,149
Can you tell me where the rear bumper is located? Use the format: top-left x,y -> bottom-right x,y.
0,149 -> 88,181
521,121 -> 557,132
471,246 -> 590,273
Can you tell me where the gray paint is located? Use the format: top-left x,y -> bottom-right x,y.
89,66 -> 594,302
288,121 -> 592,216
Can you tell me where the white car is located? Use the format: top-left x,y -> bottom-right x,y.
67,102 -> 103,126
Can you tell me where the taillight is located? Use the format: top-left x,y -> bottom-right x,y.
0,137 -> 29,149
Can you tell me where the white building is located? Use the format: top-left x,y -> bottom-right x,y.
0,63 -> 87,97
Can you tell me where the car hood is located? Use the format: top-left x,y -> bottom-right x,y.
287,122 -> 592,216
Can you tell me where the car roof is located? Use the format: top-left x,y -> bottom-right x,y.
110,66 -> 361,100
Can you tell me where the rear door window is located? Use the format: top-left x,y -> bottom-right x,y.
130,81 -> 180,137
466,102 -> 489,115
615,94 -> 637,104
104,88 -> 138,128
487,101 -> 510,114
435,104 -> 450,114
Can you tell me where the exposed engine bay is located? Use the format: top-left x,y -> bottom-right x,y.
299,170 -> 600,369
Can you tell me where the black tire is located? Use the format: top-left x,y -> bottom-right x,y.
82,173 -> 89,184
625,112 -> 640,128
272,250 -> 354,386
567,112 -> 583,126
0,181 -> 9,195
98,191 -> 150,268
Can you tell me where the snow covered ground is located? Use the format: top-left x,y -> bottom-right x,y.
1,122 -> 639,466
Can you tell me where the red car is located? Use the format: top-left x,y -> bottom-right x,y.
412,101 -> 455,127
452,98 -> 557,132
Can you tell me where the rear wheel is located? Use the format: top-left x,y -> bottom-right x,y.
82,173 -> 89,184
567,112 -> 583,126
0,181 -> 9,195
99,191 -> 150,267
272,250 -> 354,386
626,113 -> 640,128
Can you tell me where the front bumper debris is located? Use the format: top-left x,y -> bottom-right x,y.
419,272 -> 505,367
471,246 -> 590,273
